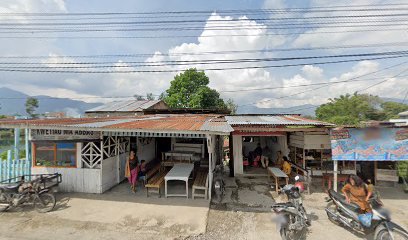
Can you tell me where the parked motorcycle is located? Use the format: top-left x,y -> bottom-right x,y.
213,164 -> 225,203
325,189 -> 408,240
0,177 -> 56,213
272,184 -> 311,240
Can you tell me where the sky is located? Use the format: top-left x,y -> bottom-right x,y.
0,0 -> 407,112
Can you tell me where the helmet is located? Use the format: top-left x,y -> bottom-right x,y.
294,181 -> 305,192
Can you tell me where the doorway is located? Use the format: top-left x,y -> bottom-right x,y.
242,135 -> 287,175
156,137 -> 172,161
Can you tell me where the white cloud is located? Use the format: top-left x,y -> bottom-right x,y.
292,0 -> 408,48
253,60 -> 408,108
1,2 -> 407,113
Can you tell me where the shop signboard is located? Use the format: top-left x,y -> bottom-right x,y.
331,128 -> 408,161
31,129 -> 101,141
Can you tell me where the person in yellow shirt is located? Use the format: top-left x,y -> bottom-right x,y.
282,156 -> 292,175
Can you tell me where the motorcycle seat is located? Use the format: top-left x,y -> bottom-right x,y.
329,189 -> 361,213
0,183 -> 21,192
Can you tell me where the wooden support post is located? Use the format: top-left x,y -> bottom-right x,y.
333,160 -> 338,192
374,161 -> 378,185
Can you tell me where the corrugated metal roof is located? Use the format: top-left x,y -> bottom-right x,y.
0,115 -> 230,134
105,115 -> 211,131
225,115 -> 334,126
86,100 -> 162,112
399,110 -> 408,117
200,117 -> 234,133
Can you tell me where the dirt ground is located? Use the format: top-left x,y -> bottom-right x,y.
0,177 -> 407,240
0,182 -> 209,240
186,176 -> 408,240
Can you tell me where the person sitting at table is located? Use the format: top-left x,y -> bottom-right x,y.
138,160 -> 147,183
249,143 -> 262,166
261,145 -> 272,168
275,150 -> 284,167
281,156 -> 292,175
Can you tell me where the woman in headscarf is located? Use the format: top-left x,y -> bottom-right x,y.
125,150 -> 139,192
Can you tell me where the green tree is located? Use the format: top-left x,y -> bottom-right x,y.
134,95 -> 145,101
381,101 -> 408,119
225,98 -> 238,114
163,68 -> 226,109
315,93 -> 383,125
146,93 -> 155,100
25,97 -> 39,118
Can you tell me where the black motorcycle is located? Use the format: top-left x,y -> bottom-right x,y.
272,184 -> 311,240
325,189 -> 408,240
0,177 -> 56,213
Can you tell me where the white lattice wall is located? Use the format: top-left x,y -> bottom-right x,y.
81,137 -> 130,169
81,141 -> 103,169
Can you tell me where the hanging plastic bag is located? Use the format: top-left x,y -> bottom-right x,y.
358,213 -> 373,227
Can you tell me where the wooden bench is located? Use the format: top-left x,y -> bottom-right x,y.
144,163 -> 161,186
192,170 -> 208,199
145,169 -> 169,197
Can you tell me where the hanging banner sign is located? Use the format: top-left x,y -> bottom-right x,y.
330,129 -> 350,140
31,129 -> 101,141
331,128 -> 408,161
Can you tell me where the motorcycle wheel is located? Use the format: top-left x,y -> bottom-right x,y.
280,228 -> 307,240
0,193 -> 10,212
34,193 -> 56,213
326,211 -> 340,225
375,225 -> 408,240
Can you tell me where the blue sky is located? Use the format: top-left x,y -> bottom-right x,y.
0,0 -> 407,111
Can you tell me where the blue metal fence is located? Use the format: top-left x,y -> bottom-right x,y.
0,150 -> 31,183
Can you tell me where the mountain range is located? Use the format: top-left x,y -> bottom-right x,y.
0,87 -> 405,117
0,87 -> 100,117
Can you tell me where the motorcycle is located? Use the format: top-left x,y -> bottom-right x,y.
272,183 -> 311,240
325,189 -> 408,240
213,164 -> 225,203
0,177 -> 56,213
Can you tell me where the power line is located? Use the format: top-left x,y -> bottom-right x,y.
1,28 -> 405,39
238,61 -> 408,107
0,55 -> 405,73
1,3 -> 407,16
1,13 -> 407,26
357,68 -> 408,93
220,74 -> 408,93
1,73 -> 407,101
2,7 -> 408,21
1,50 -> 405,66
0,62 -> 406,102
1,42 -> 407,59
403,91 -> 408,104
2,23 -> 407,34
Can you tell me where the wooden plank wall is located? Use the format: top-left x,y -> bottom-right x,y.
32,167 -> 101,193
101,154 -> 123,193
289,132 -> 304,148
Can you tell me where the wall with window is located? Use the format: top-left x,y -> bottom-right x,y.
33,142 -> 77,168
31,142 -> 102,193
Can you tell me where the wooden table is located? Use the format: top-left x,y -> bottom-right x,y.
268,167 -> 289,193
164,163 -> 194,198
322,173 -> 349,190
